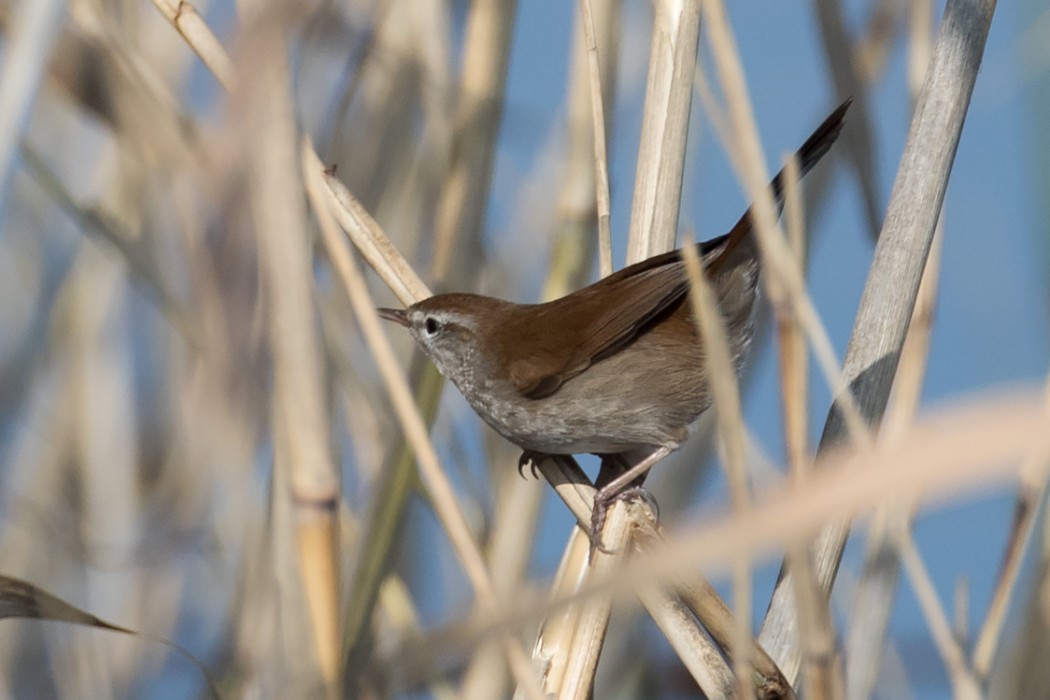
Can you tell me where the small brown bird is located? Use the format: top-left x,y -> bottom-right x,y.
380,100 -> 849,547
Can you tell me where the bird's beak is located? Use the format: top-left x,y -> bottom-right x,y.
377,307 -> 410,327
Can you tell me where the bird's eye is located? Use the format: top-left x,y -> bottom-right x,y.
423,317 -> 441,336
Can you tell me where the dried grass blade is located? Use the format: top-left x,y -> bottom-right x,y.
681,240 -> 754,699
0,574 -> 220,699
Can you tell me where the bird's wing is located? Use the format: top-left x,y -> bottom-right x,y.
508,261 -> 691,399
509,98 -> 852,400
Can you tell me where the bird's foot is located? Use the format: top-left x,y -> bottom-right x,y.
588,485 -> 660,561
517,450 -> 547,479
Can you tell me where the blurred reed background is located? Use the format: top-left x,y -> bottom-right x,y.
0,0 -> 1046,698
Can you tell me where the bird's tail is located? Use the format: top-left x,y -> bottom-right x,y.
706,97 -> 851,272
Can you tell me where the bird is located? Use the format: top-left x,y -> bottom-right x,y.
379,99 -> 850,551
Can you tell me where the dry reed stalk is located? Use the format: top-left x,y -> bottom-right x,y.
526,527 -> 589,698
533,467 -> 740,699
780,159 -> 809,490
241,13 -> 342,693
535,455 -> 789,698
528,524 -> 592,698
430,0 -> 517,284
149,0 -> 235,90
637,583 -> 735,699
625,0 -> 701,261
547,0 -> 620,298
778,156 -> 842,700
845,6 -> 938,692
313,154 -> 430,305
525,459 -> 634,697
579,0 -> 614,277
681,241 -> 754,699
556,504 -> 632,700
526,462 -> 634,698
671,569 -> 788,695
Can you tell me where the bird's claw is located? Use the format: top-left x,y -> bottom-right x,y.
588,486 -> 659,561
517,451 -> 545,479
